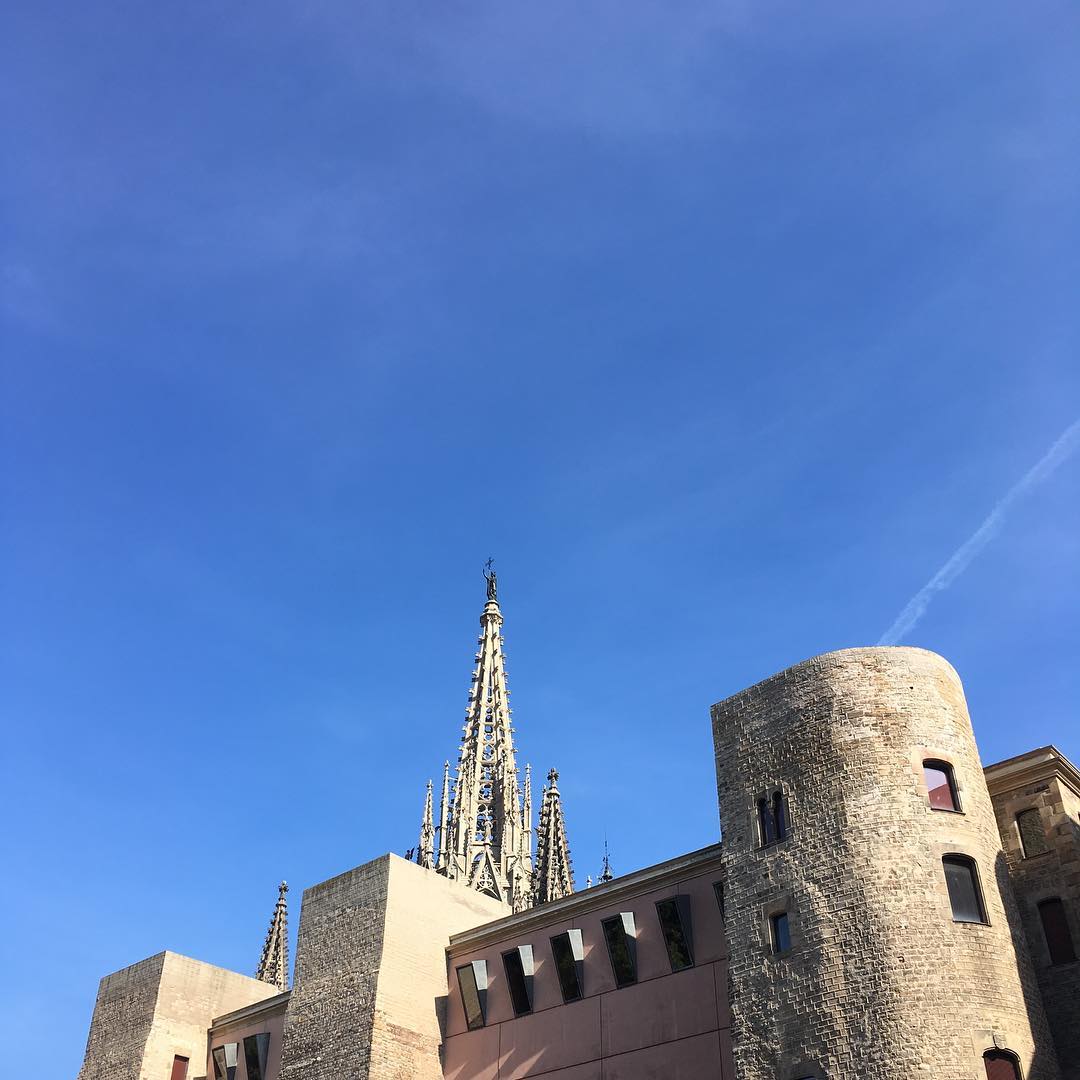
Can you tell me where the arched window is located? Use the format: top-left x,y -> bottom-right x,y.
923,759 -> 960,811
758,791 -> 789,846
1016,808 -> 1049,858
1038,898 -> 1077,965
983,1049 -> 1022,1079
943,855 -> 988,924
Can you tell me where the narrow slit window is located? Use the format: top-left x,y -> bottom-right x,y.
770,911 -> 791,954
170,1057 -> 189,1080
550,930 -> 584,1002
1038,898 -> 1077,965
456,960 -> 488,1030
713,880 -> 725,919
983,1049 -> 1023,1080
773,791 -> 788,840
1017,809 -> 1049,858
943,855 -> 988,924
924,760 -> 960,811
502,945 -> 534,1016
601,913 -> 638,988
656,896 -> 694,972
758,798 -> 776,845
243,1034 -> 271,1080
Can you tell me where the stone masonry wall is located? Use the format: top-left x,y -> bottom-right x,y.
278,857 -> 392,1080
79,952 -> 164,1080
712,647 -> 1060,1080
989,766 -> 1080,1080
278,854 -> 507,1080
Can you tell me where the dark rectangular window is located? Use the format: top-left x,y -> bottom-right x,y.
1017,809 -> 1049,858
170,1057 -> 189,1080
924,760 -> 960,811
550,931 -> 583,1002
602,913 -> 637,988
502,945 -> 534,1016
943,855 -> 987,923
770,911 -> 791,953
211,1045 -> 237,1080
1038,898 -> 1077,965
456,961 -> 488,1030
656,896 -> 694,972
243,1034 -> 271,1080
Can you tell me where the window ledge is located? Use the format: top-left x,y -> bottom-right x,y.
757,835 -> 793,852
930,806 -> 965,815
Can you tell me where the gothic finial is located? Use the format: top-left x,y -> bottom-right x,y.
437,761 -> 452,869
483,557 -> 498,602
418,779 -> 435,869
255,879 -> 290,992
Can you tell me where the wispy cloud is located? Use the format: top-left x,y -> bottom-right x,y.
878,416 -> 1080,646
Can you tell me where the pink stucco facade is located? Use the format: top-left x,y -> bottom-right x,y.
442,845 -> 731,1080
207,992 -> 289,1080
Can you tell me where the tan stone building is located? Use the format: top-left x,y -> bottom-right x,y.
77,581 -> 1078,1079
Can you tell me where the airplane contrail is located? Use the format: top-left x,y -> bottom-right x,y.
878,416 -> 1080,646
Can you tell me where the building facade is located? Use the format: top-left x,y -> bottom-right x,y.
77,582 -> 1079,1080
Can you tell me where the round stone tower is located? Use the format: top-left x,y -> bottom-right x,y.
712,647 -> 1059,1080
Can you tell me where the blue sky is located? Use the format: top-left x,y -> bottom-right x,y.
3,2 -> 1078,1075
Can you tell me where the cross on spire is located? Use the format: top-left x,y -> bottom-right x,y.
255,881 -> 290,992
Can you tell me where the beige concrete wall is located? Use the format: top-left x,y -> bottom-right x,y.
79,951 -> 279,1080
712,647 -> 1060,1080
278,854 -> 507,1080
988,753 -> 1080,1080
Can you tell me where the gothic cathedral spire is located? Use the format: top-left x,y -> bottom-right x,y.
533,768 -> 574,905
255,881 -> 290,992
414,565 -> 573,912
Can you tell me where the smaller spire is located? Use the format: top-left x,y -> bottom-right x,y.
532,767 -> 574,906
255,881 -> 290,992
418,780 -> 435,869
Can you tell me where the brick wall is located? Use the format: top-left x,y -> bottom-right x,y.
712,647 -> 1060,1080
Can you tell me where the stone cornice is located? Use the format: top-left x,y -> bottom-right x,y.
211,990 -> 290,1031
984,744 -> 1080,800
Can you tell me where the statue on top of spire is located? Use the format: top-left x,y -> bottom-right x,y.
484,557 -> 498,602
